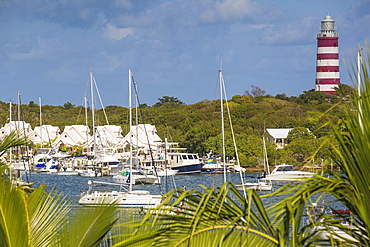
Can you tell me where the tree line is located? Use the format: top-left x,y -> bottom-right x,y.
0,84 -> 354,167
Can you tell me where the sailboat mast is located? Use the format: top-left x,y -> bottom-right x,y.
17,90 -> 20,129
219,70 -> 226,183
128,69 -> 133,192
39,97 -> 42,126
39,97 -> 42,147
9,100 -> 12,164
134,81 -> 139,161
84,96 -> 89,145
90,72 -> 96,157
263,136 -> 272,185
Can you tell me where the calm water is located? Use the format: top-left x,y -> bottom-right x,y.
22,171 -> 268,204
20,171 -> 344,210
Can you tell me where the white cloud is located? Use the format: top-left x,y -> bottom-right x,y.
249,24 -> 272,30
103,23 -> 133,40
114,0 -> 133,9
259,15 -> 317,45
201,0 -> 260,23
9,36 -> 56,60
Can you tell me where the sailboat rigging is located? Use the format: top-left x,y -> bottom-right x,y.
78,69 -> 162,208
237,136 -> 272,191
217,70 -> 246,197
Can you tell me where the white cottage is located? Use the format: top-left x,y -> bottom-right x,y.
86,125 -> 124,150
264,128 -> 293,149
29,125 -> 61,145
0,121 -> 33,139
51,125 -> 91,148
119,124 -> 163,151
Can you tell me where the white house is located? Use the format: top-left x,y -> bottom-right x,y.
51,125 -> 91,148
0,121 -> 33,139
264,128 -> 293,149
28,125 -> 61,145
118,124 -> 163,152
86,125 -> 124,150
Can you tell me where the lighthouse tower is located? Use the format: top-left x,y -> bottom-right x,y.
315,14 -> 340,94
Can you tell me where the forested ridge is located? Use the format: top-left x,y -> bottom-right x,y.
0,86 -> 352,167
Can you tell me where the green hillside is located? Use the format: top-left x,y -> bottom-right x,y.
0,85 -> 353,168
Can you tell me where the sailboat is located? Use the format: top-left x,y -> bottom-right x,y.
77,72 -> 122,177
215,69 -> 247,198
78,69 -> 162,208
237,136 -> 272,191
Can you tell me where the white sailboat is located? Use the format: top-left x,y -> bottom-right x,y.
78,180 -> 161,208
77,72 -> 122,176
216,70 -> 246,197
237,136 -> 272,191
79,69 -> 162,208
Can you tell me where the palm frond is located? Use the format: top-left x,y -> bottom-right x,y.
58,204 -> 118,247
0,175 -> 30,246
0,131 -> 28,158
116,182 -> 279,246
28,185 -> 72,246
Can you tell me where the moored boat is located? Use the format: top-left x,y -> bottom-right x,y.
261,164 -> 314,181
78,181 -> 161,208
112,169 -> 160,184
167,152 -> 203,174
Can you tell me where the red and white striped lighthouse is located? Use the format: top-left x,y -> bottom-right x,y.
315,14 -> 340,94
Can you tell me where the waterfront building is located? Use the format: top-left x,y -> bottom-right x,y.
29,125 -> 61,145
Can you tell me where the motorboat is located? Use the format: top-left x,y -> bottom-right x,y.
33,148 -> 52,171
78,168 -> 102,177
94,149 -> 122,175
261,164 -> 314,181
201,153 -> 224,173
33,148 -> 69,172
167,152 -> 203,174
56,167 -> 79,176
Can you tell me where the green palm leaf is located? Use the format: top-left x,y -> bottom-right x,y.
116,182 -> 279,246
28,185 -> 71,246
0,174 -> 30,247
57,204 -> 118,247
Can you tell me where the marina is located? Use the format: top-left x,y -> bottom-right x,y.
20,171 -> 266,205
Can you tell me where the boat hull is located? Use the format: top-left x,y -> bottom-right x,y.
236,182 -> 272,191
171,164 -> 202,174
201,167 -> 224,173
156,169 -> 178,176
261,173 -> 313,181
78,190 -> 162,208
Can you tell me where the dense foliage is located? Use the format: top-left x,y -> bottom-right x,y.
0,87 -> 352,167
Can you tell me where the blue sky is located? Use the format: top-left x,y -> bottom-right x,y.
0,0 -> 368,107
